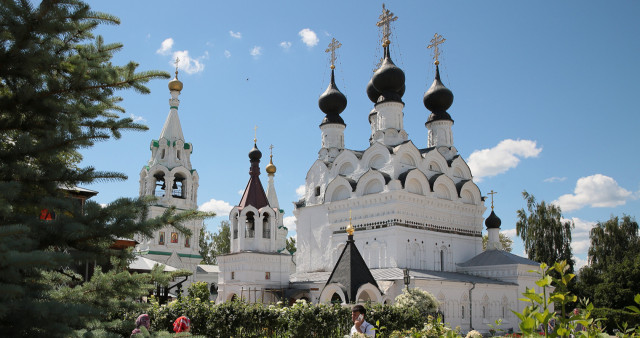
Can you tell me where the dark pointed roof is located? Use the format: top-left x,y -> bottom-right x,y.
323,234 -> 380,303
485,210 -> 502,229
369,46 -> 406,104
424,64 -> 454,124
238,143 -> 270,210
319,69 -> 347,126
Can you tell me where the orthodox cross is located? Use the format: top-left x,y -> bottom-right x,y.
488,190 -> 497,210
174,57 -> 180,75
376,3 -> 397,46
325,38 -> 342,69
427,33 -> 446,65
253,125 -> 258,143
269,144 -> 274,158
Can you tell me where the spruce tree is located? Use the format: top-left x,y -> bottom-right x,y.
0,1 -> 207,336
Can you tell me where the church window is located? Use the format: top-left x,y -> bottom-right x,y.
158,232 -> 165,245
172,174 -> 185,199
440,250 -> 445,271
185,235 -> 190,248
315,186 -> 320,196
482,306 -> 486,319
176,150 -> 181,160
231,272 -> 235,280
330,293 -> 342,304
171,232 -> 178,243
233,217 -> 238,239
265,272 -> 270,280
461,306 -> 465,319
262,213 -> 271,238
502,306 -> 505,318
245,212 -> 255,238
161,149 -> 165,159
153,172 -> 166,197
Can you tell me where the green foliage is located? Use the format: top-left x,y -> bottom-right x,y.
387,314 -> 462,338
482,233 -> 514,252
199,220 -> 230,264
187,281 -> 211,301
286,236 -> 297,254
366,302 -> 425,334
395,287 -> 440,317
0,1 -> 211,335
576,215 -> 640,310
516,191 -> 575,273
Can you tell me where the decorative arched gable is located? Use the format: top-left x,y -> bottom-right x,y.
393,141 -> 421,168
449,156 -> 472,180
355,170 -> 390,197
429,174 -> 457,201
331,150 -> 359,177
422,150 -> 449,176
319,283 -> 347,304
399,169 -> 430,196
457,180 -> 482,205
325,176 -> 356,202
356,283 -> 382,303
361,142 -> 391,171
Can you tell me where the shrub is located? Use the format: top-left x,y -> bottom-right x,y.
395,287 -> 439,317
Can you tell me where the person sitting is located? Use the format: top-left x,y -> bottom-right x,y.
350,304 -> 375,337
130,314 -> 150,337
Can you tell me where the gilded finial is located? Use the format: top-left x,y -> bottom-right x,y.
168,57 -> 183,92
488,190 -> 497,210
346,210 -> 354,235
253,125 -> 258,144
266,144 -> 276,174
325,38 -> 342,70
427,33 -> 446,65
377,4 -> 397,47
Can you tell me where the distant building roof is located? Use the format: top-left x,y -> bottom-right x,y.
197,264 -> 220,273
129,256 -> 177,272
458,249 -> 539,268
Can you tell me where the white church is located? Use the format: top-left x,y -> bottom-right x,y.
133,5 -> 545,333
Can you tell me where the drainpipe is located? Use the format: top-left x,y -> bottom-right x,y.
469,282 -> 476,331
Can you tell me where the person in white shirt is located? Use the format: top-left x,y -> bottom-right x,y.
350,304 -> 375,337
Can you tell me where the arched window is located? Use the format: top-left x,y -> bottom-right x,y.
262,213 -> 271,238
482,306 -> 486,319
153,172 -> 166,197
172,173 -> 185,198
330,293 -> 342,304
440,250 -> 445,271
245,212 -> 255,238
461,305 -> 465,319
233,215 -> 238,239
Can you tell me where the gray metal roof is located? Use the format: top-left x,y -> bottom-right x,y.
458,249 -> 539,268
290,267 -> 515,286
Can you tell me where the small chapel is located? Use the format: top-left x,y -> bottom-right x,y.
133,4 -> 545,333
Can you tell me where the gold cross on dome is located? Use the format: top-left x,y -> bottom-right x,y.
376,3 -> 397,46
427,33 -> 446,65
325,38 -> 342,69
487,190 -> 497,210
269,144 -> 274,157
174,57 -> 180,73
253,125 -> 258,143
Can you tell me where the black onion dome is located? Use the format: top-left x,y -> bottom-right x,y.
249,143 -> 262,161
371,47 -> 405,102
485,210 -> 502,229
319,69 -> 347,116
366,78 -> 381,103
424,65 -> 454,121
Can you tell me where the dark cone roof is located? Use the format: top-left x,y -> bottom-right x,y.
370,47 -> 405,104
323,235 -> 379,303
424,64 -> 454,123
238,143 -> 269,210
485,210 -> 502,229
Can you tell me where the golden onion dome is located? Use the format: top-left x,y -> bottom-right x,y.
266,156 -> 276,174
168,71 -> 183,92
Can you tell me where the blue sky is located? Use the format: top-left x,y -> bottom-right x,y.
82,1 -> 640,269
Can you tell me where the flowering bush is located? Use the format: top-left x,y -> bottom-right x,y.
465,329 -> 482,338
395,287 -> 440,317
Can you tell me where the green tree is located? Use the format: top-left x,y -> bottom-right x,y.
394,287 -> 439,317
199,220 -> 230,264
286,236 -> 297,254
576,215 -> 640,310
482,232 -> 513,252
0,1 -> 208,335
516,191 -> 575,273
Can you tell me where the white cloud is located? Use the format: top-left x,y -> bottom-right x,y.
554,174 -> 632,212
280,41 -> 292,50
283,216 -> 297,231
467,139 -> 542,181
172,50 -> 205,74
501,228 -> 517,239
156,38 -> 174,55
237,189 -> 244,196
224,50 -> 231,58
129,113 -> 146,123
574,256 -> 588,271
298,28 -> 319,47
544,176 -> 567,183
250,46 -> 262,57
295,185 -> 305,198
566,217 -> 596,255
229,31 -> 242,39
198,198 -> 233,215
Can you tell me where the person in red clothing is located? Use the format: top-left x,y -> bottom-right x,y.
173,316 -> 191,333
